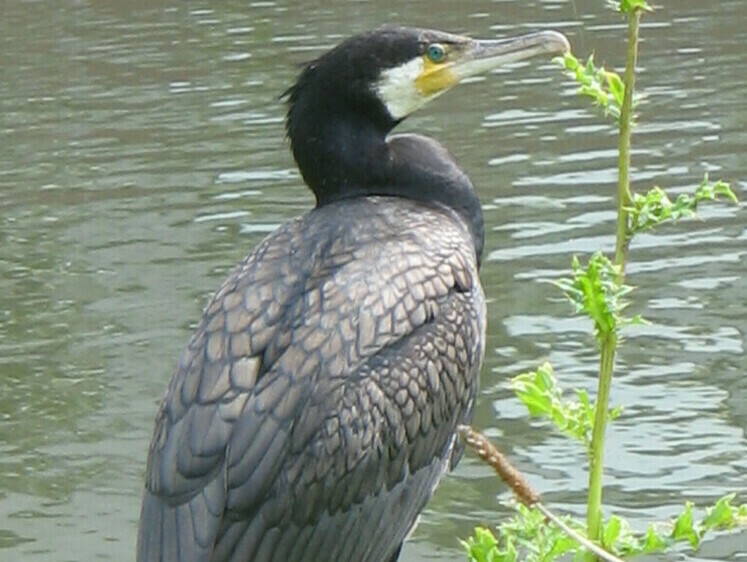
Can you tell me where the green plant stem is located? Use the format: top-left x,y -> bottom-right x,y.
614,8 -> 641,278
585,334 -> 617,556
585,9 -> 642,561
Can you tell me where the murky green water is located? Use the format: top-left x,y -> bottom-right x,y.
1,0 -> 744,560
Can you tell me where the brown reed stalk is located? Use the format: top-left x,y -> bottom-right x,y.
458,424 -> 626,562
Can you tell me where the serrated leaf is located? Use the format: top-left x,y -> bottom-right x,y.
547,533 -> 577,559
554,252 -> 637,341
603,515 -> 622,547
463,495 -> 746,561
628,175 -> 738,234
642,524 -> 669,552
556,51 -> 626,122
672,502 -> 701,548
702,494 -> 736,530
512,363 -> 620,453
516,390 -> 553,417
713,182 -> 739,203
605,72 -> 625,106
618,0 -> 653,12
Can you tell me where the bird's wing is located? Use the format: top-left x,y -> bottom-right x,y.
248,285 -> 485,562
138,200 -> 485,562
138,219 -> 308,561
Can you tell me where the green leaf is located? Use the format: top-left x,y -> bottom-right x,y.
618,0 -> 653,13
512,363 -> 620,453
608,405 -> 623,420
462,527 -> 505,562
702,494 -> 736,530
555,50 -> 646,124
628,175 -> 738,235
603,515 -> 622,547
462,496 -> 747,562
556,52 -> 622,121
642,524 -> 669,552
463,505 -> 586,562
554,252 -> 637,342
672,502 -> 701,548
547,534 -> 577,560
513,368 -> 554,417
605,72 -> 625,107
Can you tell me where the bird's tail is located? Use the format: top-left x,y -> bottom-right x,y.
136,481 -> 224,562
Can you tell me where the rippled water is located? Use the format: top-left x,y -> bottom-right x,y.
0,1 -> 744,560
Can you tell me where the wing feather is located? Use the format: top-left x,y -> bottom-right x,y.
137,199 -> 485,562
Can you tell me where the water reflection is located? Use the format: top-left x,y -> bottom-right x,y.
0,0 -> 744,561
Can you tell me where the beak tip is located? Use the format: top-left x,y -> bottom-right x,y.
542,30 -> 572,55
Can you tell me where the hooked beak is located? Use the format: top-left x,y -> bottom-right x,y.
378,29 -> 571,120
453,31 -> 571,80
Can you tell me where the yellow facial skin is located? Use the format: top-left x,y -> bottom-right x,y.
414,53 -> 459,97
379,32 -> 570,120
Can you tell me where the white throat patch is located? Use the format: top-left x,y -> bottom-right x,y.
375,58 -> 429,120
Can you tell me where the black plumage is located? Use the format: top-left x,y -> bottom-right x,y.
138,25 -> 569,562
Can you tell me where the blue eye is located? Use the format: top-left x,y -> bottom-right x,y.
426,44 -> 446,63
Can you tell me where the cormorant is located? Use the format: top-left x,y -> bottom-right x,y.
137,26 -> 569,562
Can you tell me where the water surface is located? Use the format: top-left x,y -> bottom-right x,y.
0,0 -> 744,560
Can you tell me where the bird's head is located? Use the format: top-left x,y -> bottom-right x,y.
284,26 -> 570,208
285,26 -> 570,132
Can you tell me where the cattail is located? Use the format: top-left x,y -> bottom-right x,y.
458,424 -> 540,506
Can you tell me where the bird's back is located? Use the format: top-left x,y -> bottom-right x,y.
137,196 -> 486,562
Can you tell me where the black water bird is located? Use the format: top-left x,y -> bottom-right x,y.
137,26 -> 569,562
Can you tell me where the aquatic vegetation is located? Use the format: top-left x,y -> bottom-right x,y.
464,1 -> 742,561
463,497 -> 746,562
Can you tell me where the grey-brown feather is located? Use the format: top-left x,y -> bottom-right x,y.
138,196 -> 485,562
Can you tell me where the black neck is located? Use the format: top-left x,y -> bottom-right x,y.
287,104 -> 485,264
289,106 -> 389,201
